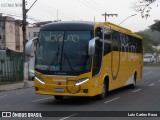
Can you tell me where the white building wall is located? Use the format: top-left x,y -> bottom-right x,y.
0,14 -> 29,52
28,27 -> 40,39
5,17 -> 16,51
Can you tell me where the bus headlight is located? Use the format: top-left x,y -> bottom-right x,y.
75,78 -> 89,86
35,76 -> 45,85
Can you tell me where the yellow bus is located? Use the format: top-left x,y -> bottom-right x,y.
26,21 -> 143,100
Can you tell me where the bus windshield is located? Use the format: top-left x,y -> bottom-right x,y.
35,31 -> 92,75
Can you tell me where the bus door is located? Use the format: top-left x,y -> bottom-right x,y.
90,27 -> 103,93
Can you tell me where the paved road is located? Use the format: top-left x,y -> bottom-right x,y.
0,67 -> 160,120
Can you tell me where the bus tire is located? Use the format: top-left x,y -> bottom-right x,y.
129,73 -> 137,89
54,96 -> 64,100
96,81 -> 107,100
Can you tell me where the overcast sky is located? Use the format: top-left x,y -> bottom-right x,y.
0,0 -> 160,32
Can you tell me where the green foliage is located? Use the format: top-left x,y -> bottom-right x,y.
143,29 -> 160,42
153,40 -> 160,46
144,62 -> 160,67
150,20 -> 160,32
136,32 -> 155,53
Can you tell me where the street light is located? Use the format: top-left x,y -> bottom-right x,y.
119,14 -> 137,25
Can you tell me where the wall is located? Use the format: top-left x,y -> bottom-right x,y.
5,17 -> 16,51
28,27 -> 40,40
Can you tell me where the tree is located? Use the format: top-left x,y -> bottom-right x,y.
132,0 -> 159,19
150,20 -> 160,62
136,32 -> 155,53
150,20 -> 160,32
152,38 -> 160,62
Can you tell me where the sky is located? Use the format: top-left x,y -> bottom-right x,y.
0,0 -> 160,32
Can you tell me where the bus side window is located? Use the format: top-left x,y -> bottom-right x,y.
112,31 -> 120,51
95,27 -> 102,39
93,27 -> 103,76
104,33 -> 111,55
137,38 -> 143,53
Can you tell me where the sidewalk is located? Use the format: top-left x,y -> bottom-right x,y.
0,81 -> 34,92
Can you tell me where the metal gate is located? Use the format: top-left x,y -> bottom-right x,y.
0,49 -> 23,84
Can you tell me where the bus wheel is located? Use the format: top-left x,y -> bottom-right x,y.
97,82 -> 107,100
54,96 -> 64,100
129,74 -> 136,89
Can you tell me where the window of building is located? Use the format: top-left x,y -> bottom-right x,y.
33,32 -> 39,37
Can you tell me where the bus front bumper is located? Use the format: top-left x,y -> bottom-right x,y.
34,78 -> 94,97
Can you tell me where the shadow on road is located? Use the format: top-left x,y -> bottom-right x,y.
39,85 -> 143,106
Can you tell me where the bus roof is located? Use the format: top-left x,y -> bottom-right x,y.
41,21 -> 95,31
40,21 -> 142,39
103,22 -> 142,39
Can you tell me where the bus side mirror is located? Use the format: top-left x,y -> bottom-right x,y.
88,37 -> 99,56
25,37 -> 38,57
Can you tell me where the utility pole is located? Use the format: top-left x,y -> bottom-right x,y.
94,16 -> 95,22
22,0 -> 28,87
57,10 -> 59,21
22,0 -> 37,87
102,12 -> 118,22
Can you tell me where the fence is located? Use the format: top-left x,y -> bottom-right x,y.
0,49 -> 23,84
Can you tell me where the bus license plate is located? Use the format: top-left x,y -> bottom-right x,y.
54,88 -> 64,92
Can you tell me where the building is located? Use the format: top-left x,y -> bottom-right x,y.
0,13 -> 28,52
28,26 -> 40,40
144,45 -> 160,63
28,21 -> 52,39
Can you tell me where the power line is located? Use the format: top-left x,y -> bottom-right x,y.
0,13 -> 22,18
119,14 -> 137,25
77,0 -> 101,13
82,0 -> 104,12
26,0 -> 37,14
1,1 -> 89,22
27,7 -> 58,21
34,1 -> 81,21
91,0 -> 108,11
0,11 -> 43,25
0,9 -> 22,16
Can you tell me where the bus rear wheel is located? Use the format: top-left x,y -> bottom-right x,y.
129,73 -> 136,89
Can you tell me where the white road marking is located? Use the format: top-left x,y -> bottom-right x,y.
104,97 -> 120,104
59,113 -> 77,120
0,95 -> 8,98
132,89 -> 142,93
148,83 -> 155,86
16,92 -> 25,95
32,97 -> 54,102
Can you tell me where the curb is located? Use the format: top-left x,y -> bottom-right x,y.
0,81 -> 34,92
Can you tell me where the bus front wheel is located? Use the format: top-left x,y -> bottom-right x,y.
96,81 -> 107,100
54,96 -> 64,100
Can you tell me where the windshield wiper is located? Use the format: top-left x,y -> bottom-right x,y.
63,52 -> 74,71
55,41 -> 60,65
